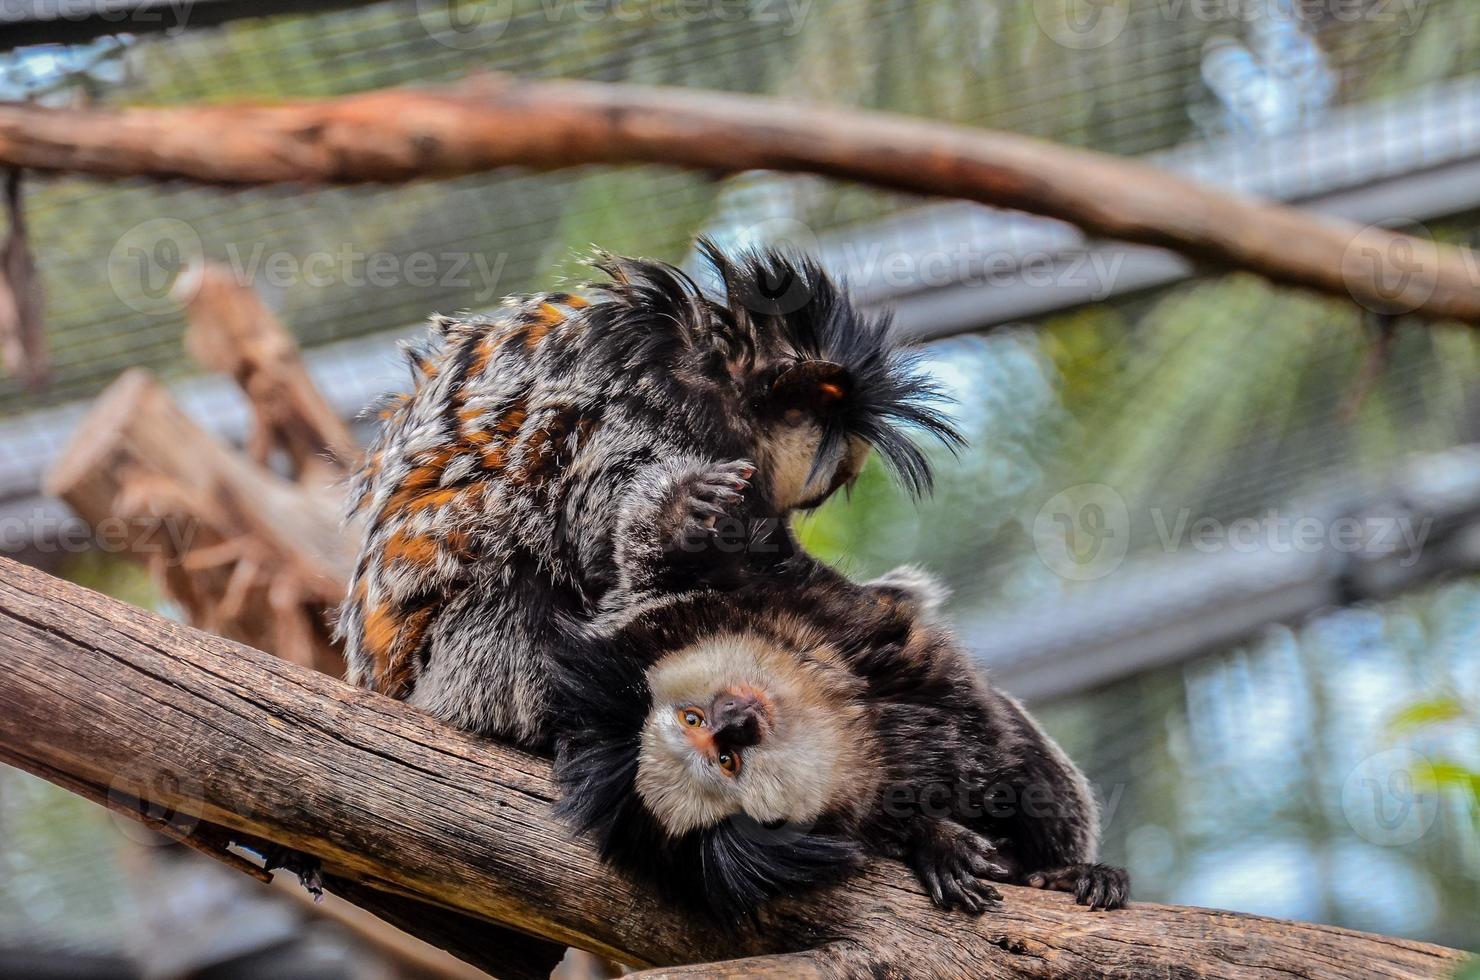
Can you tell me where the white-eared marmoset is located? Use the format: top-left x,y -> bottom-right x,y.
551,479 -> 1130,920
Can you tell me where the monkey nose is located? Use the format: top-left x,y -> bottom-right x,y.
710,692 -> 769,748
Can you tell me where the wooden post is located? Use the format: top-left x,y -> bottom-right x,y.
175,261 -> 359,488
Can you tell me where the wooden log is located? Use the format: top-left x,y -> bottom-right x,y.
175,261 -> 360,488
0,77 -> 1473,324
43,369 -> 349,674
0,557 -> 1466,979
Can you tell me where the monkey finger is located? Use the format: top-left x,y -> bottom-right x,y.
954,873 -> 991,916
686,503 -> 728,527
955,887 -> 983,916
691,488 -> 743,510
917,866 -> 946,909
964,850 -> 1011,881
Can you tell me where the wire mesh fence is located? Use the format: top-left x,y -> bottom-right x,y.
0,0 -> 1477,965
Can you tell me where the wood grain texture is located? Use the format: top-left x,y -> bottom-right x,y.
0,76 -> 1474,324
0,557 -> 1468,979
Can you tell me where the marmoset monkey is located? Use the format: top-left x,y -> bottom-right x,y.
338,242 -> 959,745
552,484 -> 1129,920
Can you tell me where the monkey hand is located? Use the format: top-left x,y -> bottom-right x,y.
1026,862 -> 1130,911
659,458 -> 756,584
907,819 -> 1007,915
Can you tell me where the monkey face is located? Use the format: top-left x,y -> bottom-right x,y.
634,632 -> 872,837
750,359 -> 875,511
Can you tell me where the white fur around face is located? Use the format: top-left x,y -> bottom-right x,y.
635,632 -> 870,836
760,423 -> 829,511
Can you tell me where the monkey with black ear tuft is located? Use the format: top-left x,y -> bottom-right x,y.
337,240 -> 961,746
551,487 -> 1129,921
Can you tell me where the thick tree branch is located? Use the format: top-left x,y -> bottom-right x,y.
0,557 -> 1466,979
0,76 -> 1475,323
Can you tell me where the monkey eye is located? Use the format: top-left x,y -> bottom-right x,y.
678,707 -> 705,728
716,751 -> 741,777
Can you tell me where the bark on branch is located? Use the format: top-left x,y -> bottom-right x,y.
0,557 -> 1466,979
0,76 -> 1475,323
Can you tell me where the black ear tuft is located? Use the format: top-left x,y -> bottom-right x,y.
582,248 -> 726,378
694,236 -> 965,497
688,817 -> 866,922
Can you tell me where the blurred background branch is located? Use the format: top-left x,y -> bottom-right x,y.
0,77 -> 1475,324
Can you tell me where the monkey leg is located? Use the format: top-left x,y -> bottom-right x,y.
905,818 -> 1008,915
1026,863 -> 1131,911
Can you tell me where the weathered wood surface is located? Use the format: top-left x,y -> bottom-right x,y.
0,76 -> 1474,324
0,557 -> 1467,979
